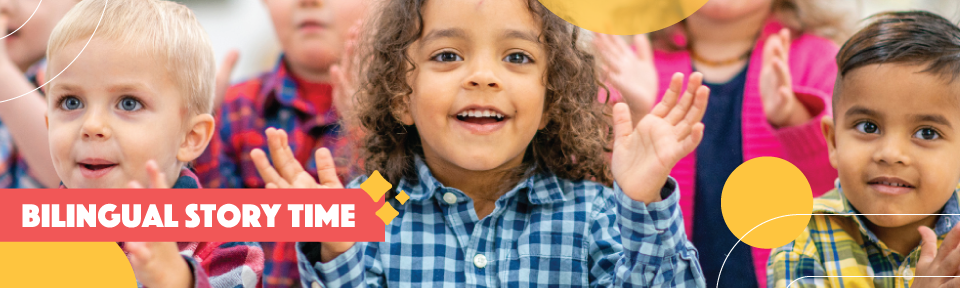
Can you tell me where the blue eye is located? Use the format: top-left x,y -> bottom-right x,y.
503,52 -> 532,64
431,52 -> 462,62
60,96 -> 83,110
914,128 -> 941,140
118,97 -> 143,111
855,121 -> 879,134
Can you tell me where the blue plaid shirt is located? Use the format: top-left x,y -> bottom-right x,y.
296,158 -> 705,287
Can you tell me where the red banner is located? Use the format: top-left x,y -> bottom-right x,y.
0,188 -> 387,242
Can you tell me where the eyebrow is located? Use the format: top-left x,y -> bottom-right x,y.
421,28 -> 467,44
107,83 -> 150,94
501,29 -> 540,44
913,114 -> 953,128
844,106 -> 881,119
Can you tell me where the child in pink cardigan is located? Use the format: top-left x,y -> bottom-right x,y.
594,1 -> 853,287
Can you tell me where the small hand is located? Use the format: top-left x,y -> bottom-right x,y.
912,225 -> 960,287
759,28 -> 810,127
128,160 -> 171,189
212,49 -> 240,110
331,20 -> 363,130
611,72 -> 709,204
123,242 -> 193,288
593,33 -> 658,123
249,127 -> 353,262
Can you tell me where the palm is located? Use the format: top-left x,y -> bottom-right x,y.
611,72 -> 709,203
594,33 -> 658,113
759,29 -> 797,126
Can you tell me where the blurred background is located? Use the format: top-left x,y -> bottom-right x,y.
176,0 -> 960,83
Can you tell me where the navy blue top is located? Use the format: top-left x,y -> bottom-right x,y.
691,64 -> 757,288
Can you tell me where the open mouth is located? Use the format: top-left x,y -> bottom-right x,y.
867,176 -> 916,195
455,109 -> 507,125
78,159 -> 118,179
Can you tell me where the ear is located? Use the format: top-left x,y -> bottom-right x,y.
821,116 -> 838,169
393,96 -> 415,126
538,114 -> 549,130
177,114 -> 215,163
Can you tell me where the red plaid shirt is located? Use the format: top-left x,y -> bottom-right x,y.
118,241 -> 265,288
195,57 -> 352,288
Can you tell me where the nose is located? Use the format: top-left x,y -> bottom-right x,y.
80,111 -> 112,141
872,136 -> 911,166
299,0 -> 323,8
462,60 -> 502,91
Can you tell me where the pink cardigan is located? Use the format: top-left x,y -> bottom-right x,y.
608,20 -> 839,287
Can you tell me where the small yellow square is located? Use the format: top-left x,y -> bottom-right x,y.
396,190 -> 410,205
375,203 -> 399,225
360,171 -> 392,202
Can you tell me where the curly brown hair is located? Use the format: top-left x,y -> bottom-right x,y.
355,0 -> 612,198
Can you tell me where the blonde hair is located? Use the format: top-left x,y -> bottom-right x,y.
652,0 -> 857,50
47,0 -> 216,115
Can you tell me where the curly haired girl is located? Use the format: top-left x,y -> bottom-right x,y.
252,0 -> 711,286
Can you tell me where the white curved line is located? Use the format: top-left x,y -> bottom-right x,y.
0,0 -> 106,104
787,276 -> 960,288
718,213 -> 960,288
0,0 -> 42,40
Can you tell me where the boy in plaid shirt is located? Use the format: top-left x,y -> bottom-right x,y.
769,11 -> 960,288
44,1 -> 262,287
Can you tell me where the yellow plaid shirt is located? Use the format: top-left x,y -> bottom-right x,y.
768,183 -> 960,288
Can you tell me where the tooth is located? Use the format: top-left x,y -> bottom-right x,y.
483,111 -> 491,117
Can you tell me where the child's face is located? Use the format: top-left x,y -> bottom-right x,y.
400,0 -> 548,172
691,0 -> 771,22
263,0 -> 367,74
825,63 -> 960,228
1,0 -> 77,71
45,38 -> 192,188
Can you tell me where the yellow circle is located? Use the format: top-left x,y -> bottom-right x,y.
722,157 -> 813,249
538,0 -> 709,35
0,242 -> 137,287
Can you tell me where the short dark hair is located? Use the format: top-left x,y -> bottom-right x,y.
834,11 -> 960,109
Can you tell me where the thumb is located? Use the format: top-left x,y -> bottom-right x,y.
612,103 -> 634,144
918,226 -> 939,270
314,148 -> 343,188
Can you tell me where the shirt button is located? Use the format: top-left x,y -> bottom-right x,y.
473,254 -> 487,268
443,192 -> 458,204
902,268 -> 914,281
312,281 -> 322,288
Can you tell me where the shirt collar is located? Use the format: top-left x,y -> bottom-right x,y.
58,167 -> 201,189
254,55 -> 336,123
395,156 -> 567,205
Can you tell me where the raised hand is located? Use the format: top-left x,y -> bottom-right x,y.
250,127 -> 342,189
330,20 -> 362,129
611,72 -> 709,204
212,49 -> 240,110
250,127 -> 353,262
123,242 -> 192,288
912,225 -> 960,288
593,33 -> 658,124
759,28 -> 810,127
128,160 -> 171,189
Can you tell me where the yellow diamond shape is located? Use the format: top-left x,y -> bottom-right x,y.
375,203 -> 399,225
361,171 -> 392,202
396,190 -> 409,205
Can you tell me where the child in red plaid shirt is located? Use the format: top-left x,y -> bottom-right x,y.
192,0 -> 369,287
45,1 -> 263,287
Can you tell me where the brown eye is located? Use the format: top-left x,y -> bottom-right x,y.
503,52 -> 532,64
915,128 -> 940,140
855,122 -> 878,134
431,52 -> 462,62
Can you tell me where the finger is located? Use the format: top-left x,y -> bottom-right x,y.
214,50 -> 240,107
294,172 -> 319,189
650,73 -> 683,118
128,181 -> 145,189
315,148 -> 343,188
937,224 -> 960,264
680,123 -> 705,154
665,72 -> 703,125
762,34 -> 780,68
124,242 -> 151,267
780,28 -> 791,62
265,128 -> 306,183
633,34 -> 653,61
145,160 -> 169,189
919,226 -> 939,268
682,86 -> 710,126
942,277 -> 960,288
251,148 -> 289,188
600,52 -> 622,74
612,103 -> 634,143
940,244 -> 960,275
265,183 -> 279,189
610,34 -> 632,57
773,59 -> 793,87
